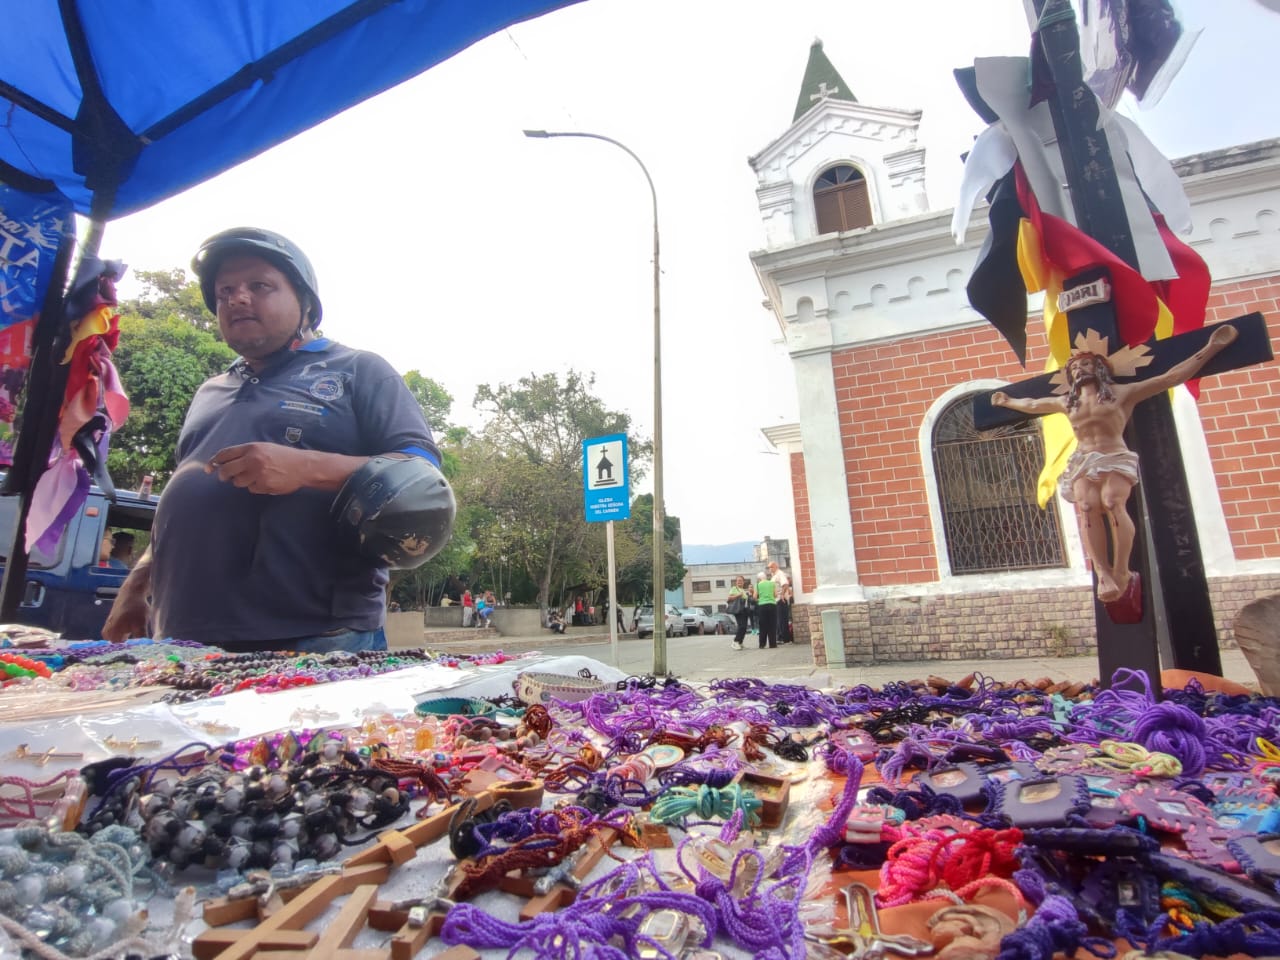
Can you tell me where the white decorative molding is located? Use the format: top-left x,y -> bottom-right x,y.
750,99 -> 924,176
756,181 -> 793,207
762,422 -> 803,450
807,584 -> 868,604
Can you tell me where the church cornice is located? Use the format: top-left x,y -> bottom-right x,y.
1178,149 -> 1280,204
750,205 -> 988,280
748,99 -> 923,174
763,422 -> 803,449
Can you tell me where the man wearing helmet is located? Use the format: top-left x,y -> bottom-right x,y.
102,228 -> 449,653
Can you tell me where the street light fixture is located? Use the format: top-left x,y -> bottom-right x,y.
523,128 -> 668,675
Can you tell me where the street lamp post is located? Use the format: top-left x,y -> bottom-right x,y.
523,129 -> 668,676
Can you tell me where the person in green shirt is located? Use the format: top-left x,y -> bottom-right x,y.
754,571 -> 778,649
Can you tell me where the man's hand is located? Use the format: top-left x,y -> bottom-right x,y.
207,442 -> 311,495
102,555 -> 152,642
102,593 -> 148,641
991,391 -> 1010,407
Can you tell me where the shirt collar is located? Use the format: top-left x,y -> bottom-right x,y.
228,337 -> 334,375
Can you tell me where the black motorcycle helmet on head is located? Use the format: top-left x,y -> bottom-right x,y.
191,227 -> 323,329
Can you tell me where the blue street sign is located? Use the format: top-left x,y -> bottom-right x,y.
583,433 -> 630,522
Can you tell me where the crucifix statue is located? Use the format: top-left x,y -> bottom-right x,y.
956,0 -> 1275,687
974,272 -> 1271,682
991,324 -> 1238,610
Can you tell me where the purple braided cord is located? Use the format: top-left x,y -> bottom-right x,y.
879,738 -> 939,786
1148,909 -> 1280,958
808,753 -> 864,849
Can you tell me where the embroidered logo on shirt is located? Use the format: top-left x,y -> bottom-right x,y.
309,374 -> 344,401
285,426 -> 303,444
279,400 -> 328,416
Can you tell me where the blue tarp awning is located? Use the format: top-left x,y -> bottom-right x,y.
2,0 -> 581,219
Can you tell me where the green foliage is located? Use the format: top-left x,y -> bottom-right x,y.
615,493 -> 686,600
403,370 -> 453,433
456,370 -> 659,611
125,269 -> 220,335
108,276 -> 235,490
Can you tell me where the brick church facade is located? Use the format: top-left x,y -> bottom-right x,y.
752,42 -> 1280,666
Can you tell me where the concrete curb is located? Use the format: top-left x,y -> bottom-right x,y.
420,629 -> 649,654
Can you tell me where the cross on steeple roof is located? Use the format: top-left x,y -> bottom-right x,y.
793,38 -> 857,122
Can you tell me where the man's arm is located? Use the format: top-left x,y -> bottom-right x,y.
1123,325 -> 1239,407
102,546 -> 152,642
206,445 -> 412,495
990,391 -> 1067,416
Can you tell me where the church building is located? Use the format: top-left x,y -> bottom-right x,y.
752,40 -> 1280,665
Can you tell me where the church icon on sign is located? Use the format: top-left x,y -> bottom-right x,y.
593,445 -> 619,487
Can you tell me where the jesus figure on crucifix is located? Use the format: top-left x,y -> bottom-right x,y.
992,324 -> 1238,606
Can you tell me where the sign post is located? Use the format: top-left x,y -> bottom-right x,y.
583,433 -> 630,666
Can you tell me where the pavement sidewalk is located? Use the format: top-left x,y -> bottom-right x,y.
421,625 -> 1262,689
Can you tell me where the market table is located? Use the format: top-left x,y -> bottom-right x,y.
1,638 -> 1277,960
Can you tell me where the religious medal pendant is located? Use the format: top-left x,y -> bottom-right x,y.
914,762 -> 986,805
636,910 -> 691,959
277,731 -> 301,764
249,737 -> 271,767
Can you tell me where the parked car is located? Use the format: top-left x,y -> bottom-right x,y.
710,612 -> 737,635
635,604 -> 688,639
679,606 -> 717,635
0,479 -> 157,640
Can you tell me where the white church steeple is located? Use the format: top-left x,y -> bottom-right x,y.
749,39 -> 928,248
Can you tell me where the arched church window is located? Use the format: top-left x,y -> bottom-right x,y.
932,395 -> 1066,574
814,164 -> 871,234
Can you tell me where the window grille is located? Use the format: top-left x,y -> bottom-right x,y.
932,396 -> 1066,574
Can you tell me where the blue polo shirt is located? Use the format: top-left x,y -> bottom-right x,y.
150,339 -> 439,649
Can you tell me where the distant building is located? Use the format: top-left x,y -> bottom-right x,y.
751,40 -> 1280,664
754,536 -> 791,570
683,537 -> 793,612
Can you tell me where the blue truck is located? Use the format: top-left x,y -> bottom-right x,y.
0,483 -> 156,641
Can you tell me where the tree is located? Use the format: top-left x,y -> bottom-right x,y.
403,371 -> 452,432
614,493 -> 686,604
386,375 -> 477,609
108,276 -> 235,490
123,269 -> 219,335
463,371 -> 651,612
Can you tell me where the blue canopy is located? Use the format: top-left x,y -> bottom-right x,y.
2,1 -> 581,219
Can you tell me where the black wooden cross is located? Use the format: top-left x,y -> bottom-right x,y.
960,0 -> 1276,690
974,266 -> 1273,687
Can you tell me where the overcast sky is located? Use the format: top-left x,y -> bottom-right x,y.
98,0 -> 1279,546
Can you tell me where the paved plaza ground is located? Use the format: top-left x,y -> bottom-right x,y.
421,623 -> 1260,689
